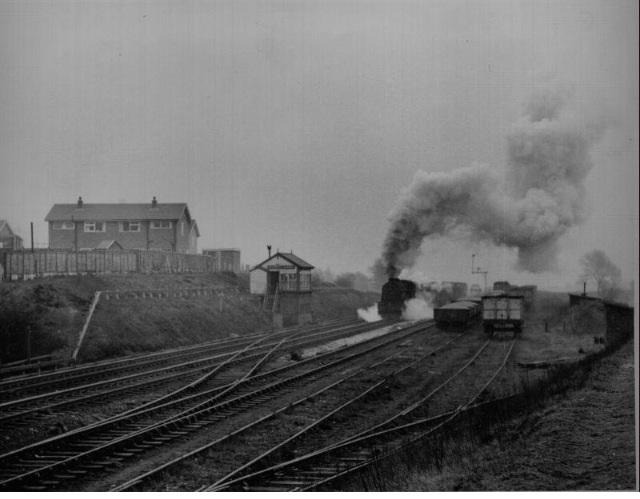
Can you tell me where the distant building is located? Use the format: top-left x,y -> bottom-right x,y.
0,220 -> 23,249
202,248 -> 241,273
441,281 -> 468,300
45,197 -> 199,253
250,251 -> 314,327
493,281 -> 511,292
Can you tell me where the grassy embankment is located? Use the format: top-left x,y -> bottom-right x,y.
0,274 -> 379,363
336,291 -> 636,491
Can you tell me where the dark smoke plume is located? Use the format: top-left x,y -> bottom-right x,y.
380,89 -> 604,277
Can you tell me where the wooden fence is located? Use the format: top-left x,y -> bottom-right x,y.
0,249 -> 223,281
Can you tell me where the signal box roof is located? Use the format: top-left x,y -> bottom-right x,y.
252,252 -> 314,271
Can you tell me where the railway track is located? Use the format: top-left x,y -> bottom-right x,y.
0,319 -> 432,491
111,326 -> 460,491
0,319 -> 382,427
207,338 -> 517,492
0,318 -> 355,401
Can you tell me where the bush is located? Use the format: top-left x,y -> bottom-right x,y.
0,294 -> 66,363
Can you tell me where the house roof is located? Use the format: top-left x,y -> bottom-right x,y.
95,240 -> 124,250
45,203 -> 191,222
252,252 -> 314,271
0,220 -> 20,239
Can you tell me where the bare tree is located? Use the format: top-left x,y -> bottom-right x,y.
580,250 -> 622,300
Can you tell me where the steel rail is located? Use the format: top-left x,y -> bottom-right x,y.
301,339 -> 518,491
0,318 -> 357,399
211,339 -> 516,492
0,320 -> 387,464
1,321 -> 393,458
109,353 -> 401,492
0,320 -> 381,424
0,320 -> 431,490
110,326 -> 443,492
0,335 -> 291,490
206,332 -> 463,491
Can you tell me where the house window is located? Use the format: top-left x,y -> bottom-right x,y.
84,222 -> 106,232
120,221 -> 140,232
53,221 -> 74,230
151,220 -> 172,229
181,222 -> 184,236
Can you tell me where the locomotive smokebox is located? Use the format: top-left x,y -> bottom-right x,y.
377,277 -> 417,320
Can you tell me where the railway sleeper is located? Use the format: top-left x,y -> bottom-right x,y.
75,439 -> 112,445
145,437 -> 174,444
197,418 -> 224,425
215,409 -> 235,416
65,469 -> 88,475
120,447 -> 147,454
19,459 -> 60,466
79,464 -> 117,471
305,466 -> 340,473
38,451 -> 80,457
337,457 -> 368,463
253,395 -> 273,403
38,480 -> 61,486
288,472 -> 332,480
268,480 -> 310,487
52,474 -> 76,480
139,440 -> 163,447
71,443 -> 112,450
44,450 -> 78,456
247,486 -> 290,492
183,423 -> 206,430
166,430 -> 190,437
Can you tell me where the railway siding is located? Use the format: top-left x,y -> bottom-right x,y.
0,320 -> 431,491
211,338 -> 517,492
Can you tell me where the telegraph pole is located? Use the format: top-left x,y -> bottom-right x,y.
30,222 -> 36,276
471,253 -> 489,292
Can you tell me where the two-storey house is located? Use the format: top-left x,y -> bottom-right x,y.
45,197 -> 199,253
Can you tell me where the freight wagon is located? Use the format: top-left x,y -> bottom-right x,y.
482,293 -> 524,334
434,298 -> 481,328
509,285 -> 537,309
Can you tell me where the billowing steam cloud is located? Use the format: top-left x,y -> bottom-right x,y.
401,297 -> 433,321
380,89 -> 604,277
357,304 -> 381,322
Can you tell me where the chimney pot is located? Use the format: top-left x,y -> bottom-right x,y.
151,196 -> 157,208
77,196 -> 83,208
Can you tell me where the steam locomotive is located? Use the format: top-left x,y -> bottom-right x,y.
377,278 -> 417,319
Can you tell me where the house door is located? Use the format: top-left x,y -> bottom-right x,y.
267,271 -> 279,295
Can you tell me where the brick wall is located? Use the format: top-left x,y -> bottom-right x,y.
49,221 -> 179,251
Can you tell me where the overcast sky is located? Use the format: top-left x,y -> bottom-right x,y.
0,0 -> 637,290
